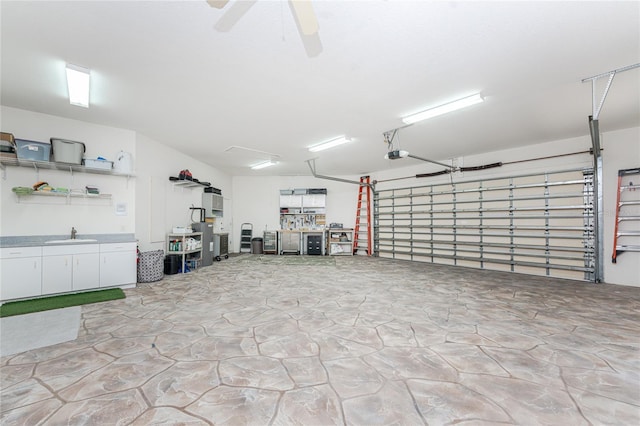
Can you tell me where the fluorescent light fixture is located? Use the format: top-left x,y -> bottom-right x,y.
402,93 -> 483,124
251,160 -> 277,170
308,136 -> 351,152
66,64 -> 90,108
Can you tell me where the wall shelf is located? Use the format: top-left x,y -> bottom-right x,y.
14,190 -> 112,205
0,157 -> 135,179
327,228 -> 354,256
171,180 -> 206,189
16,191 -> 111,199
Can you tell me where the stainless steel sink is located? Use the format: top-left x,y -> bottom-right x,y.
44,239 -> 98,244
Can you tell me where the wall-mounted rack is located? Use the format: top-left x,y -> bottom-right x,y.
0,157 -> 135,180
14,190 -> 112,205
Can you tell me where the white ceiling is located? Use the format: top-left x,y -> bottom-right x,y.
1,1 -> 639,177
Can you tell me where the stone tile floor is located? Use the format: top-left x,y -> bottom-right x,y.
1,255 -> 639,425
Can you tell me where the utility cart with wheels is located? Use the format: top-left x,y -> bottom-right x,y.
213,233 -> 229,261
240,223 -> 252,253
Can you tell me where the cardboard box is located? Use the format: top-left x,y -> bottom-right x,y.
1,132 -> 14,144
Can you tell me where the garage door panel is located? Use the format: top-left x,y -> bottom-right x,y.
374,168 -> 594,281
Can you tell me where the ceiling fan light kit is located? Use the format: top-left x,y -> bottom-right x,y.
65,64 -> 91,108
402,93 -> 484,124
308,136 -> 351,152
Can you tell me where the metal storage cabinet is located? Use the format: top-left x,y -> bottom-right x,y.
280,231 -> 300,254
203,193 -> 223,218
307,235 -> 322,255
213,233 -> 229,261
192,222 -> 214,266
263,231 -> 277,254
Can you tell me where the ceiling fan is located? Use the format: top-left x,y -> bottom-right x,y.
207,0 -> 322,57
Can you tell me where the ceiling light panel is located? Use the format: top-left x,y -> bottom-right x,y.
65,64 -> 90,108
402,93 -> 484,124
251,160 -> 277,170
308,136 -> 351,152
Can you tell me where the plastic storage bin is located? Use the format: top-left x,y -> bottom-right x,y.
15,139 -> 51,162
51,138 -> 85,164
164,254 -> 180,275
84,158 -> 113,170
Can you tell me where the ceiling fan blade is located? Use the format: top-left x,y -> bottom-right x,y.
214,0 -> 257,32
299,32 -> 323,58
289,0 -> 319,36
207,0 -> 229,9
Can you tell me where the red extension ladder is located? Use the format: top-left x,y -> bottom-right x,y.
353,176 -> 372,255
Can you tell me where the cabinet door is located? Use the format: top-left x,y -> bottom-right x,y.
100,250 -> 136,287
73,253 -> 100,290
1,257 -> 42,300
42,254 -> 73,295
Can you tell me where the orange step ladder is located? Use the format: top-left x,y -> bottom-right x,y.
353,176 -> 372,255
612,168 -> 640,263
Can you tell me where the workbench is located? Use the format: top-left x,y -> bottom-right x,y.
277,230 -> 325,255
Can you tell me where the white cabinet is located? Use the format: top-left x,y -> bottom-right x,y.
280,188 -> 327,230
42,244 -> 99,294
0,240 -> 136,302
73,253 -> 100,290
0,247 -> 42,301
99,242 -> 137,287
42,254 -> 71,294
203,193 -> 223,217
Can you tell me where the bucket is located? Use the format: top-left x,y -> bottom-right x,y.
251,237 -> 264,254
164,254 -> 180,275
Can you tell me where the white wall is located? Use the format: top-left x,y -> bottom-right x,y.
601,127 -> 640,287
231,175 -> 362,252
135,133 -> 232,252
373,134 -> 593,191
0,106 -> 136,236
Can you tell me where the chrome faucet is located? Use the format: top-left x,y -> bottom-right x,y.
71,227 -> 77,239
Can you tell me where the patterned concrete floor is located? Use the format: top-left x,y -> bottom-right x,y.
1,255 -> 639,425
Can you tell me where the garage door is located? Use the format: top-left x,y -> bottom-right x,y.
374,168 -> 595,281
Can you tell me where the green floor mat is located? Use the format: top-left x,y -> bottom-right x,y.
0,288 -> 126,318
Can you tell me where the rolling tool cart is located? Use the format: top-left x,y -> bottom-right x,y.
213,233 -> 229,261
240,223 -> 253,253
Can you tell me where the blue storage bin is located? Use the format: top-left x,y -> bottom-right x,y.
15,139 -> 51,162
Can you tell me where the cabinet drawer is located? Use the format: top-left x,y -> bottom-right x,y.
43,244 -> 99,256
0,246 -> 42,259
100,242 -> 136,253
